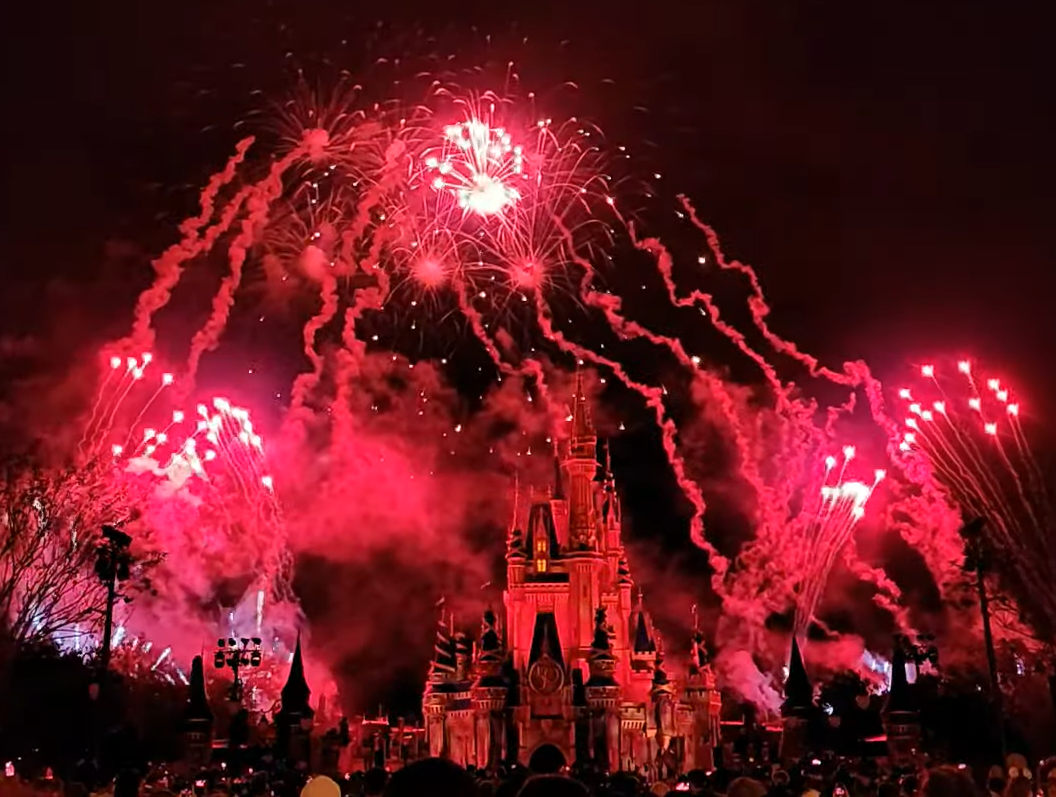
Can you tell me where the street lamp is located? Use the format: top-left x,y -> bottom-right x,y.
214,636 -> 263,704
94,524 -> 133,679
961,517 -> 1006,759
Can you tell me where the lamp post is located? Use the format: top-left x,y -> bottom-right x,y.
961,517 -> 1006,759
214,636 -> 263,704
94,525 -> 133,679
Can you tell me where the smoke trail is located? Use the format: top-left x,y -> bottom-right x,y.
288,269 -> 339,416
531,295 -> 728,583
841,546 -> 911,632
677,194 -> 861,389
628,228 -> 788,403
128,138 -> 254,351
184,137 -> 318,386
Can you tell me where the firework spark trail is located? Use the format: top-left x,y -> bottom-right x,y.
121,371 -> 175,451
86,356 -> 151,457
794,466 -> 883,637
344,138 -> 410,248
455,281 -> 508,372
289,271 -> 340,414
79,357 -> 131,456
81,356 -> 126,450
628,230 -> 788,403
897,362 -> 1056,629
531,295 -> 728,581
184,139 -> 317,387
128,138 -> 255,351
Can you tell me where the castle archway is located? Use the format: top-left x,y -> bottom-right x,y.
528,743 -> 566,774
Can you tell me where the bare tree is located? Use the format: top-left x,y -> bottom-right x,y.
0,459 -> 130,647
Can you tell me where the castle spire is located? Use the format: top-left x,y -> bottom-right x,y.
571,369 -> 594,443
552,445 -> 565,500
429,608 -> 457,683
587,607 -> 618,686
632,590 -> 656,654
280,634 -> 313,718
475,608 -> 507,688
781,637 -> 813,715
511,472 -> 520,528
565,372 -> 598,548
185,655 -> 212,722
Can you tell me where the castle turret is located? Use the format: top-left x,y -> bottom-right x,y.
651,646 -> 679,779
183,656 -> 213,771
276,636 -> 314,769
779,637 -> 813,763
424,610 -> 456,757
683,626 -> 721,772
566,372 -> 598,550
586,607 -> 620,770
882,643 -> 921,765
628,591 -> 657,703
472,609 -> 509,770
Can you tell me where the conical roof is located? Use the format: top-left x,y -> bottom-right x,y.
429,612 -> 457,681
781,637 -> 813,716
185,655 -> 212,723
280,635 -> 313,718
526,502 -> 561,559
632,594 -> 656,654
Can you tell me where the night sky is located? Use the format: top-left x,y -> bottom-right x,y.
3,0 -> 1055,713
5,0 -> 1055,416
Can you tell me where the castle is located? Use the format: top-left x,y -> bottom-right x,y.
422,376 -> 722,776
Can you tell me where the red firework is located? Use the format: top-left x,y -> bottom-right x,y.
794,445 -> 885,637
895,359 -> 1056,634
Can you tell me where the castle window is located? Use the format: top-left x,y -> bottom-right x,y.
536,539 -> 546,553
536,559 -> 548,573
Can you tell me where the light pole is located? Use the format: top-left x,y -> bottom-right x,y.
94,525 -> 133,679
962,517 -> 1006,759
214,636 -> 263,704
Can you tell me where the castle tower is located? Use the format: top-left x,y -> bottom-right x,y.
651,649 -> 679,779
882,644 -> 921,764
183,655 -> 213,771
779,637 -> 813,763
276,636 -> 314,769
486,377 -> 722,774
424,610 -> 456,758
445,629 -> 475,767
586,607 -> 621,771
471,609 -> 509,770
683,627 -> 721,771
628,591 -> 657,703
